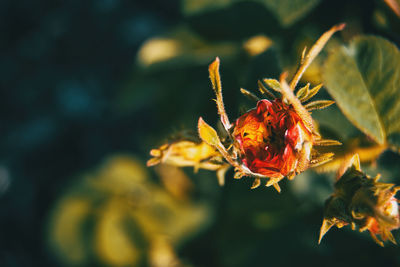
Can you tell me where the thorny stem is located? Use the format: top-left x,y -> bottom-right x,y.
289,23 -> 346,90
209,57 -> 231,131
280,73 -> 314,132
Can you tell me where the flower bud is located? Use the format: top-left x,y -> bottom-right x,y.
319,154 -> 400,246
233,98 -> 313,180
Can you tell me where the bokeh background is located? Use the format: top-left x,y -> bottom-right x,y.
1,0 -> 400,266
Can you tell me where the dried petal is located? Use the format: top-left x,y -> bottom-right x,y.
263,79 -> 282,93
251,178 -> 261,189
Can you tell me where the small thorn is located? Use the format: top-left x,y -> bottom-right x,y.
266,177 -> 282,187
369,232 -> 385,247
234,172 -> 243,179
387,232 -> 397,245
272,183 -> 281,193
251,178 -> 261,189
287,172 -> 295,180
318,219 -> 335,244
217,166 -> 229,186
194,164 -> 200,173
350,154 -> 361,171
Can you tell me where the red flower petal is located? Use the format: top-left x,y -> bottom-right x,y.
233,99 -> 313,178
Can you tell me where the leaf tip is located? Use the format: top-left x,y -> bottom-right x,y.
336,23 -> 346,31
209,57 -> 220,71
318,219 -> 335,244
198,116 -> 205,130
279,71 -> 289,82
146,157 -> 161,167
349,153 -> 361,172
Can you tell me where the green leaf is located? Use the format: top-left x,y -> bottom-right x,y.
296,83 -> 310,100
323,36 -> 400,148
299,84 -> 322,103
182,0 -> 320,26
263,78 -> 281,92
240,88 -> 260,102
304,100 -> 335,111
254,0 -> 321,27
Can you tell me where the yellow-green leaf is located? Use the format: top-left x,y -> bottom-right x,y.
304,100 -> 335,111
198,117 -> 222,148
299,84 -> 323,102
263,78 -> 281,92
323,36 -> 400,148
240,88 -> 260,102
296,83 -> 310,101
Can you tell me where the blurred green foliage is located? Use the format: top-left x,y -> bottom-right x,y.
48,156 -> 209,266
182,0 -> 321,27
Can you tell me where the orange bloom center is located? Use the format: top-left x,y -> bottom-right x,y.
233,99 -> 312,178
368,197 -> 400,235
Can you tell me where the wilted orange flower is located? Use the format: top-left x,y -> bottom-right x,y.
233,98 -> 314,179
319,154 -> 400,246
